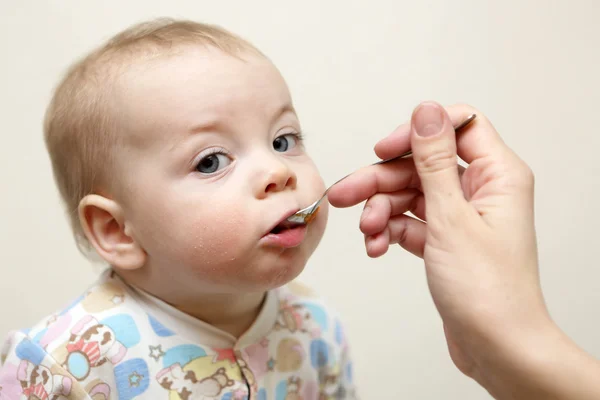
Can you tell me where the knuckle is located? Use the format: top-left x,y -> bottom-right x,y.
393,219 -> 410,246
364,193 -> 384,212
500,155 -> 534,190
415,149 -> 457,175
517,162 -> 535,189
398,227 -> 410,247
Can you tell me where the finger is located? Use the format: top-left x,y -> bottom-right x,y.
327,157 -> 420,208
327,140 -> 466,210
458,164 -> 466,178
403,165 -> 465,218
409,101 -> 467,221
375,104 -> 509,165
395,165 -> 464,220
365,214 -> 426,258
360,189 -> 422,236
408,194 -> 426,221
373,122 -> 411,160
364,227 -> 390,258
355,163 -> 465,228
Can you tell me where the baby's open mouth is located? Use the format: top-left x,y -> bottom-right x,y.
263,211 -> 308,248
270,219 -> 302,234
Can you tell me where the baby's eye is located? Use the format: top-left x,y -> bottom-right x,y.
273,133 -> 299,153
195,152 -> 231,174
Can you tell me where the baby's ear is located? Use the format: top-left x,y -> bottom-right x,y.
78,194 -> 146,270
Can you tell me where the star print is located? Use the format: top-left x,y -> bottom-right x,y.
129,371 -> 143,387
149,345 -> 165,362
213,348 -> 237,366
111,294 -> 125,305
267,357 -> 276,371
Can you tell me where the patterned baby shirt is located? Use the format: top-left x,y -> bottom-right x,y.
0,269 -> 356,399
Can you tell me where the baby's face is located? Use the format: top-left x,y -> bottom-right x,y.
111,48 -> 327,293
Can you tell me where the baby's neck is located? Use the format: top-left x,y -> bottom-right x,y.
172,291 -> 266,338
115,269 -> 266,338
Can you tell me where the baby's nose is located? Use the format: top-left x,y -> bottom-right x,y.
254,159 -> 297,198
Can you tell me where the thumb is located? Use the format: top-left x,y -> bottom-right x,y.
410,102 -> 466,219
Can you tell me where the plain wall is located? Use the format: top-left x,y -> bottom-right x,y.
1,1 -> 599,398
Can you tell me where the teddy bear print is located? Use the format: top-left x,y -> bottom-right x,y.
61,316 -> 127,381
17,360 -> 72,400
274,301 -> 314,335
157,364 -> 235,400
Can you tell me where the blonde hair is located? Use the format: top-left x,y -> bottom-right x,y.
43,18 -> 263,254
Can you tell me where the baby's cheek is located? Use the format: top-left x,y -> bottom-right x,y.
173,206 -> 250,268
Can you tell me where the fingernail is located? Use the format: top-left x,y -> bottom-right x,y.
414,103 -> 444,137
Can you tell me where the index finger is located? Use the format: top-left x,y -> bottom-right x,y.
327,157 -> 419,208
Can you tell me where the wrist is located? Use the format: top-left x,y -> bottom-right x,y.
476,317 -> 600,400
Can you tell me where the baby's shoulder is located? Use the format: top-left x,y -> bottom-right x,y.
0,270 -> 154,399
19,270 -> 141,354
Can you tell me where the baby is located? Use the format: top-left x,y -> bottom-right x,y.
0,18 -> 356,399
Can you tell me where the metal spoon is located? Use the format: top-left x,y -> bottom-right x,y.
286,113 -> 477,225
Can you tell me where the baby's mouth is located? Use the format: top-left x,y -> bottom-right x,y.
262,210 -> 309,248
266,210 -> 306,236
269,219 -> 303,234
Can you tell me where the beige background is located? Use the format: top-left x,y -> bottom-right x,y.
1,1 -> 599,398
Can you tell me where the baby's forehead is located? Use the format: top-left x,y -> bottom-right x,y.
120,48 -> 288,103
112,48 -> 295,145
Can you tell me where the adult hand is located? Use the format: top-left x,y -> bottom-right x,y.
327,102 -> 600,399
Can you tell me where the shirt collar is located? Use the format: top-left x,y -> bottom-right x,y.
116,273 -> 279,349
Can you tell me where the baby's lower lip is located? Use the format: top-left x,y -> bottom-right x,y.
262,225 -> 307,248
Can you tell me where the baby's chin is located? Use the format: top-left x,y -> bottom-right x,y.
209,247 -> 311,293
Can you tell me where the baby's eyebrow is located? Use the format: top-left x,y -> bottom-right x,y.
185,102 -> 296,136
165,119 -> 223,154
270,102 -> 297,125
162,120 -> 219,154
187,119 -> 224,136
170,102 -> 297,152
